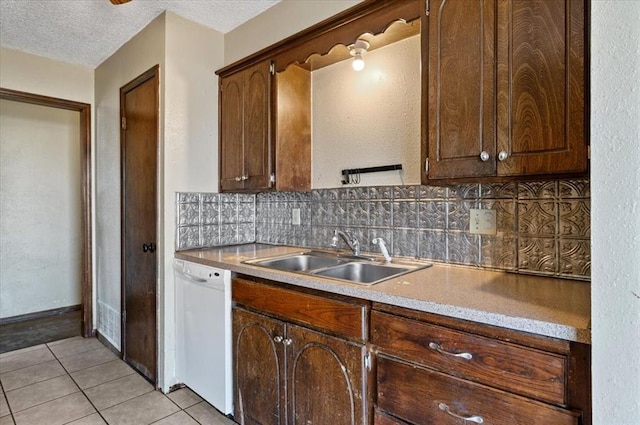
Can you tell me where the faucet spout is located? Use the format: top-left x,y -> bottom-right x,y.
372,237 -> 392,263
331,230 -> 360,256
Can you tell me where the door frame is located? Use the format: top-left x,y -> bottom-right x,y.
119,65 -> 159,383
0,87 -> 93,338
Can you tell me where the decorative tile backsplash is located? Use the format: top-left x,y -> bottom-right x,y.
176,179 -> 590,280
175,193 -> 256,250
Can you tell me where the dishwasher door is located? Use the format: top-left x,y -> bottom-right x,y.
174,258 -> 232,415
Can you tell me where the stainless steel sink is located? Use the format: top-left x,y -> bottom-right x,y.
253,253 -> 344,272
243,250 -> 431,285
311,262 -> 410,284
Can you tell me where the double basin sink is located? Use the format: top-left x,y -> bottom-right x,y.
243,250 -> 431,285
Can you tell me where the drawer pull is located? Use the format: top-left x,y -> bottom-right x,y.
438,403 -> 484,423
428,342 -> 473,360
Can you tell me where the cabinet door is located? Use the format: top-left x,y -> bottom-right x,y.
286,324 -> 369,425
219,71 -> 245,191
496,0 -> 587,175
233,308 -> 286,425
427,0 -> 496,179
243,61 -> 273,190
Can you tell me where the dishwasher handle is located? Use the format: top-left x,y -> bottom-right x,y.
176,271 -> 208,283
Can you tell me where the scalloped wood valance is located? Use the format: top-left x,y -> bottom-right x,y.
216,0 -> 423,77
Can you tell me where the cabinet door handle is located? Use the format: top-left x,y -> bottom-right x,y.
438,403 -> 484,423
479,151 -> 490,161
273,335 -> 283,343
234,176 -> 242,182
498,150 -> 509,161
241,175 -> 249,181
282,338 -> 292,346
428,342 -> 472,360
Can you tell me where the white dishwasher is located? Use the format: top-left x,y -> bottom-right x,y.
174,258 -> 232,415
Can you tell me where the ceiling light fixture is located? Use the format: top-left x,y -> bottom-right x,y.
349,39 -> 370,72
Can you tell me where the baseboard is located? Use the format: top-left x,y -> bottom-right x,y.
96,330 -> 121,357
0,304 -> 81,325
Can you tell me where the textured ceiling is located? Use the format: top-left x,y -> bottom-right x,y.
0,0 -> 282,68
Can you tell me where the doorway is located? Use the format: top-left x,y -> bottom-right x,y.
120,66 -> 159,384
0,88 -> 92,339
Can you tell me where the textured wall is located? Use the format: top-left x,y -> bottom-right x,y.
0,100 -> 82,318
591,1 -> 640,423
94,13 -> 166,351
161,12 -> 225,393
224,0 -> 362,65
312,35 -> 421,188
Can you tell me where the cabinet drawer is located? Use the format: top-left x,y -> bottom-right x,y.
377,356 -> 579,425
371,311 -> 566,404
233,277 -> 368,341
374,409 -> 410,425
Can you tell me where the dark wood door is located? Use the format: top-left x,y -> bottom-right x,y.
287,324 -> 367,425
120,66 -> 158,384
233,308 -> 286,425
219,71 -> 245,191
242,60 -> 272,190
496,0 -> 587,176
427,0 -> 496,179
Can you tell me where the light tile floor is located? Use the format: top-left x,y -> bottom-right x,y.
0,337 -> 236,425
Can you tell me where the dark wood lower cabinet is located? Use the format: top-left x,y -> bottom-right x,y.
231,276 -> 590,425
287,325 -> 367,425
232,276 -> 371,424
233,308 -> 286,425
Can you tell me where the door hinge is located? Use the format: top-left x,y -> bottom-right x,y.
424,158 -> 429,174
587,145 -> 591,159
269,62 -> 275,75
364,352 -> 372,372
121,116 -> 127,130
426,0 -> 430,15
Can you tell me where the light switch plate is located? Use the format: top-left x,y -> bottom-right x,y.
470,208 -> 497,235
292,208 -> 301,226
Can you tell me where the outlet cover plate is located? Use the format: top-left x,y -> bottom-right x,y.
292,208 -> 301,226
470,208 -> 497,235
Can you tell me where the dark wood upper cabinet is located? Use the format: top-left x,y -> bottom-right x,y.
424,0 -> 588,182
219,60 -> 272,192
216,0 -> 422,192
427,0 -> 497,179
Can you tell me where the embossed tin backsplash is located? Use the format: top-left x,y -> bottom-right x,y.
176,179 -> 590,280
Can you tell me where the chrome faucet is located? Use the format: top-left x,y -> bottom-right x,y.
331,230 -> 360,256
372,237 -> 392,263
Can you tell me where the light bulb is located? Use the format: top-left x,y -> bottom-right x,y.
352,52 -> 365,71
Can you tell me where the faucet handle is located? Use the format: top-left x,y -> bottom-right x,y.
372,237 -> 392,263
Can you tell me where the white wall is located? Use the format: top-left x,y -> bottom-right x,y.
0,47 -> 94,103
161,12 -> 224,391
312,35 -> 421,188
224,0 -> 362,65
0,100 -> 81,318
94,13 -> 165,350
591,1 -> 640,424
0,47 -> 95,323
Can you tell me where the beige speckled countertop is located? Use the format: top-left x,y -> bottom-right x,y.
175,243 -> 591,344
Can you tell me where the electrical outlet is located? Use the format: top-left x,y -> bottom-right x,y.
292,208 -> 301,226
469,208 -> 497,235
